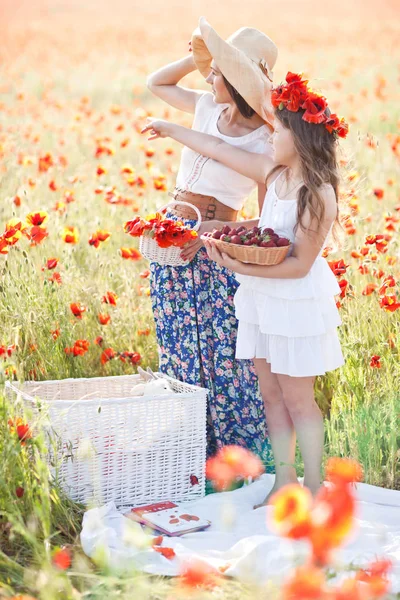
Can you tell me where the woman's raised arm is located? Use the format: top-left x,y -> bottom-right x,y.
146,45 -> 206,114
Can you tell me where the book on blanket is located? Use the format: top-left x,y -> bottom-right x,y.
124,501 -> 211,536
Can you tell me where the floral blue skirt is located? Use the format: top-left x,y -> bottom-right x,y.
149,215 -> 273,468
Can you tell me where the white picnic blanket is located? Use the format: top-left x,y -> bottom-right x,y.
80,474 -> 400,592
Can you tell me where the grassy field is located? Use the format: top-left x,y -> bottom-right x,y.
0,0 -> 399,597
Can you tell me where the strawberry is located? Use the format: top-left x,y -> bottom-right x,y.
231,235 -> 243,245
212,230 -> 222,239
261,240 -> 277,248
277,238 -> 290,246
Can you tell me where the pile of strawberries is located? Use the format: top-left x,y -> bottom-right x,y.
204,225 -> 290,248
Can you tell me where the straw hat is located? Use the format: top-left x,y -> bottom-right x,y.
191,16 -> 278,123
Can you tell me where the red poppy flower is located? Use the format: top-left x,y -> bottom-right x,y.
179,559 -> 220,589
98,313 -> 111,325
52,547 -> 72,570
48,271 -> 62,284
379,294 -> 400,312
44,258 -> 58,270
362,283 -> 377,296
338,279 -> 348,299
206,445 -> 264,491
70,303 -> 86,319
335,117 -> 349,138
101,348 -> 116,365
15,422 -> 30,442
301,92 -> 328,124
373,188 -> 384,200
102,291 -> 118,305
65,339 -> 90,357
28,226 -> 48,245
370,355 -> 381,368
325,113 -> 340,134
378,275 -> 396,295
61,226 -> 79,244
355,559 -> 392,598
282,564 -> 326,600
325,457 -> 363,487
120,247 -> 142,260
38,152 -> 54,173
118,351 -> 141,365
328,259 -> 348,277
89,230 -> 111,247
26,211 -> 48,227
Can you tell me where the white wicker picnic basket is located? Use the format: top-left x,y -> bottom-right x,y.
139,201 -> 202,267
5,373 -> 208,508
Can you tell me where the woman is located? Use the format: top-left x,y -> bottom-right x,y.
146,17 -> 277,462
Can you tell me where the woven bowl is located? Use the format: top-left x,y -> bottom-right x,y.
201,235 -> 291,266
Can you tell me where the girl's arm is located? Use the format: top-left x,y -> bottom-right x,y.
141,119 -> 273,184
146,52 -> 205,114
205,186 -> 338,279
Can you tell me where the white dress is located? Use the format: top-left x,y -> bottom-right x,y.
175,92 -> 273,210
234,169 -> 344,378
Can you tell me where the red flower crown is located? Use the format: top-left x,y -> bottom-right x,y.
271,72 -> 349,139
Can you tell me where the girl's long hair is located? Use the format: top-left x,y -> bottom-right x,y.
269,107 -> 341,240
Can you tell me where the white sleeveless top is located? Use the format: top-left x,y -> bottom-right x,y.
236,168 -> 340,300
175,92 -> 273,210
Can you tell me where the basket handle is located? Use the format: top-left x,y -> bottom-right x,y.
159,200 -> 203,232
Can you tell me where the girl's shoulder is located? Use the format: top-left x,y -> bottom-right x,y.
265,166 -> 287,190
318,182 -> 336,203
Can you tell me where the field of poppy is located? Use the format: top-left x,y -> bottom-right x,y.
0,0 -> 399,597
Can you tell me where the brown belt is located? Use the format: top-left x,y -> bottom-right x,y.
166,188 -> 239,222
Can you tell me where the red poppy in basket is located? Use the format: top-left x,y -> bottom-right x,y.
124,213 -> 197,249
154,221 -> 197,249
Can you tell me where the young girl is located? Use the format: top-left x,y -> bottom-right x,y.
142,72 -> 348,505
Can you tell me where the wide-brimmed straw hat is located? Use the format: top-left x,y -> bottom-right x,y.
191,16 -> 278,124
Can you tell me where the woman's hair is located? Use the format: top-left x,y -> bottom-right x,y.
268,107 -> 341,239
222,62 -> 270,120
222,75 -> 255,118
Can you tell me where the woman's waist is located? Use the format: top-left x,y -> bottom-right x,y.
166,187 -> 239,222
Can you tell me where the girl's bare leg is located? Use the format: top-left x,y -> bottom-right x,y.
253,359 -> 298,508
277,373 -> 324,496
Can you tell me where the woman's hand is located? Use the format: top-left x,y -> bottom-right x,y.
203,239 -> 246,273
141,118 -> 174,141
180,221 -> 219,262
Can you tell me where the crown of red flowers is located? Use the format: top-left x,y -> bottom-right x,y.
271,72 -> 349,139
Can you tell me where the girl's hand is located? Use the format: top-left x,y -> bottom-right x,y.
203,239 -> 245,273
141,118 -> 173,140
